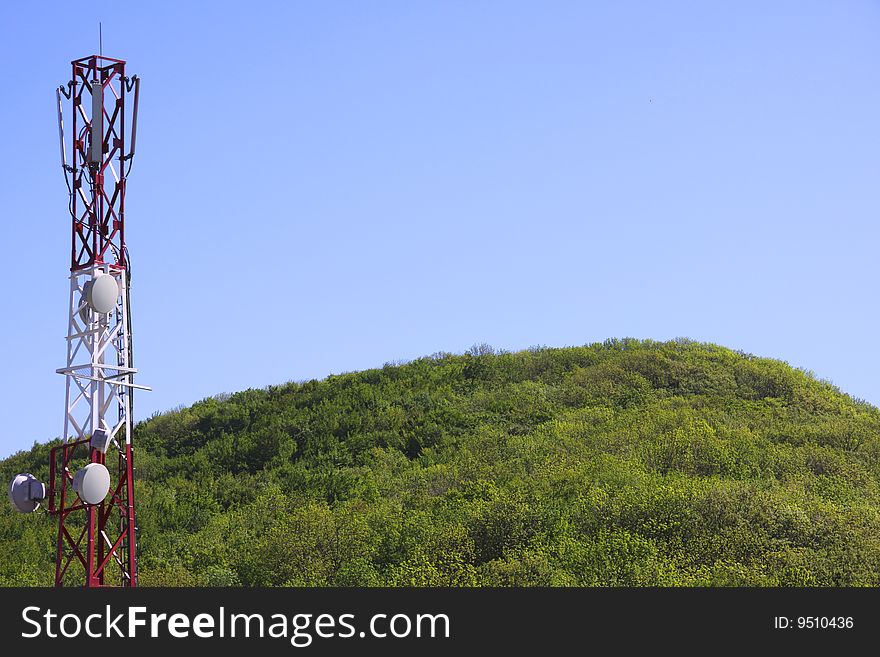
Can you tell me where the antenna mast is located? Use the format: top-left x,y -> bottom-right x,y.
9,54 -> 148,588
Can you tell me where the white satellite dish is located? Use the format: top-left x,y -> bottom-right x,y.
8,473 -> 46,513
87,274 -> 119,314
72,463 -> 111,505
78,279 -> 94,325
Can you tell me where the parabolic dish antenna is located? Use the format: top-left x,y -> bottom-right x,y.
78,280 -> 93,325
8,473 -> 46,513
72,463 -> 111,505
87,274 -> 119,314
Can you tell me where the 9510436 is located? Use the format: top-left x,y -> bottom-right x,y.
774,616 -> 854,630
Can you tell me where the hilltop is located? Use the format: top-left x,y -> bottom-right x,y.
2,338 -> 879,586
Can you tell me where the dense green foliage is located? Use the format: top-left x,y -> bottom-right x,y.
3,339 -> 880,586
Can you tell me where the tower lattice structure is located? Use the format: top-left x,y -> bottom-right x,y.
49,54 -> 145,587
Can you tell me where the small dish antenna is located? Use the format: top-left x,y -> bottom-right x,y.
78,280 -> 93,325
8,473 -> 46,513
87,273 -> 119,314
72,463 -> 111,505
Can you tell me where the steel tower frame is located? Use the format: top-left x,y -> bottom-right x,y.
50,54 -> 145,587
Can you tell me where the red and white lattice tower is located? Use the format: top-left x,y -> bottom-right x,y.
48,54 -> 146,587
8,54 -> 147,586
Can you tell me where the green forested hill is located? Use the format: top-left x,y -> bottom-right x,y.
3,339 -> 880,586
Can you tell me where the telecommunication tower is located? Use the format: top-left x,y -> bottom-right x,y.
7,54 -> 148,587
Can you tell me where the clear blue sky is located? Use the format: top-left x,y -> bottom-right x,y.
1,1 -> 878,458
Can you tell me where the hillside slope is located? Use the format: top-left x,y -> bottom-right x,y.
2,339 -> 880,586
